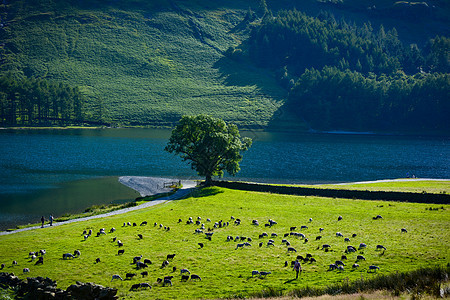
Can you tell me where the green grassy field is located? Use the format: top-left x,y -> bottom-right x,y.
0,186 -> 448,299
305,179 -> 450,194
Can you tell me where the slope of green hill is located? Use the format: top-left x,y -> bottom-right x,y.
0,0 -> 448,130
0,0 -> 289,127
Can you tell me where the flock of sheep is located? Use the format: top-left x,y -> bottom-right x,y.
0,210 -> 409,294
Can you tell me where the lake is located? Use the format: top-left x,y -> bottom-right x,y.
0,128 -> 449,230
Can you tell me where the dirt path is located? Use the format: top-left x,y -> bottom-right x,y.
0,178 -> 197,236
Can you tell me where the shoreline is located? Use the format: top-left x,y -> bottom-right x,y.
1,177 -> 448,236
0,178 -> 197,236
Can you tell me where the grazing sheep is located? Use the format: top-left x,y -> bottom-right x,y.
356,255 -> 366,261
133,255 -> 143,264
180,268 -> 191,275
178,219 -> 182,223
346,246 -> 357,253
271,233 -> 278,237
344,238 -> 350,242
167,254 -> 176,260
248,237 -> 253,242
144,259 -> 152,265
259,271 -> 271,278
240,236 -> 247,241
198,243 -> 204,249
111,274 -> 123,281
112,237 -> 116,242
373,215 -> 383,220
163,276 -> 173,286
126,273 -> 137,280
173,266 -> 177,272
235,243 -> 245,249
284,261 -> 288,267
328,264 -> 337,271
109,227 -> 116,233
252,220 -> 259,226
287,247 -> 297,253
205,232 -> 214,238
401,228 -> 407,233
352,263 -> 360,268
264,223 -> 271,227
341,255 -> 347,260
139,282 -> 151,289
1,264 -> 4,269
336,232 -> 343,237
281,239 -> 288,244
310,257 -> 317,263
304,238 -> 309,243
29,252 -> 35,257
74,250 -> 81,257
259,242 -> 263,247
136,262 -> 148,269
140,221 -> 147,226
309,218 -> 313,222
269,219 -> 277,225
23,268 -> 30,273
130,283 -> 141,291
82,230 -> 87,235
137,234 -> 143,239
12,261 -> 18,265
39,249 -> 46,256
321,244 -> 331,250
290,226 -> 297,231
84,235 -> 90,241
337,265 -> 344,271
376,245 -> 386,250
338,216 -> 343,221
88,229 -> 92,235
316,236 -> 322,240
30,255 -> 36,261
161,260 -> 169,268
267,241 -> 275,247
141,271 -> 148,277
95,258 -> 101,263
359,243 -> 367,249
190,274 -> 201,281
352,233 -> 357,238
117,240 -> 123,247
368,265 -> 380,272
251,270 -> 259,277
335,260 -> 345,266
301,225 -> 308,230
319,228 -> 324,232
133,223 -> 137,227
156,278 -> 163,284
118,249 -> 125,255
63,253 -> 74,259
181,274 -> 190,281
259,232 -> 268,238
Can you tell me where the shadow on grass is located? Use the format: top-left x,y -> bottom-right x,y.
189,187 -> 224,198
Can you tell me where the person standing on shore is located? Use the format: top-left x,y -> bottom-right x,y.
293,259 -> 302,279
41,216 -> 45,228
49,215 -> 54,226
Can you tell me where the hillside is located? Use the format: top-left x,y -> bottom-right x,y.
0,0 -> 448,130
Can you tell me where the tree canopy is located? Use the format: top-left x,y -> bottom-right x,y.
165,115 -> 252,186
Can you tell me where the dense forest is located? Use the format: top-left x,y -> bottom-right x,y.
231,8 -> 450,132
0,73 -> 103,126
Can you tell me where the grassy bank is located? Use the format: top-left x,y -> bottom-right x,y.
0,185 -> 448,299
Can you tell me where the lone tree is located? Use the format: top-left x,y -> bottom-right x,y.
165,115 -> 252,186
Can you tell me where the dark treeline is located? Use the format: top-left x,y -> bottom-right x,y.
230,8 -> 450,132
0,72 -> 96,126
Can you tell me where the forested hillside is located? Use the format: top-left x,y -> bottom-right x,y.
0,0 -> 448,133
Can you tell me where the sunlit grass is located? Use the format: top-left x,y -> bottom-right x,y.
0,187 -> 448,299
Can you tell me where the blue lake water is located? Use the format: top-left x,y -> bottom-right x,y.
0,128 -> 449,229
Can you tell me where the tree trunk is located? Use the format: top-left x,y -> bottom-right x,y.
204,174 -> 213,186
